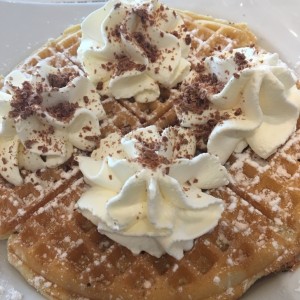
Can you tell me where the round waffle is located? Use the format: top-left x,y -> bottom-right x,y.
1,4 -> 299,300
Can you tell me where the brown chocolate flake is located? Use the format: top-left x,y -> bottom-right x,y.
133,8 -> 154,26
172,31 -> 180,38
177,73 -> 224,116
234,52 -> 248,70
24,140 -> 37,149
121,124 -> 132,135
83,96 -> 89,104
46,102 -> 79,122
85,135 -> 100,145
96,81 -> 104,91
192,63 -> 205,73
48,73 -> 71,88
1,158 -> 8,165
136,147 -> 170,170
82,126 -> 92,132
114,2 -> 121,9
111,25 -> 121,39
9,81 -> 43,119
37,145 -> 48,153
185,35 -> 192,46
115,55 -> 146,76
234,108 -> 242,116
233,72 -> 240,79
162,136 -> 168,142
133,32 -> 160,63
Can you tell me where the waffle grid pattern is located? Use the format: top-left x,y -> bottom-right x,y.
2,8 -> 299,300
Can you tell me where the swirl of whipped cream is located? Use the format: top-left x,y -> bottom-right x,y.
77,0 -> 191,103
76,125 -> 228,259
177,47 -> 300,163
0,58 -> 106,185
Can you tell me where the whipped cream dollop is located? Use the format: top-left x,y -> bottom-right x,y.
76,125 -> 228,259
78,0 -> 191,103
0,58 -> 106,185
176,47 -> 300,163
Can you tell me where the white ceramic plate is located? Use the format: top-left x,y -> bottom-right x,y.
0,0 -> 300,299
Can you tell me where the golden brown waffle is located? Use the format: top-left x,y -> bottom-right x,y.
0,164 -> 81,240
100,97 -> 141,137
178,10 -> 257,56
0,48 -> 84,240
227,128 -> 300,237
2,5 -> 300,300
52,24 -> 82,64
118,87 -> 174,126
7,184 -> 298,300
49,11 -> 257,130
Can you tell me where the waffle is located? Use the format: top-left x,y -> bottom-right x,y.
49,9 -> 257,131
227,128 -> 300,238
0,164 -> 81,240
7,183 -> 298,300
0,39 -> 85,239
178,10 -> 257,56
2,3 -> 300,300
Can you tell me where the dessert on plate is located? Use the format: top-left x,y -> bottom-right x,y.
1,0 -> 300,299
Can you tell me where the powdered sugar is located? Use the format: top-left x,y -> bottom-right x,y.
213,276 -> 221,285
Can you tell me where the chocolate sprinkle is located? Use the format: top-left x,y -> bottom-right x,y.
9,81 -> 43,119
133,32 -> 160,63
46,102 -> 79,121
48,73 -> 70,88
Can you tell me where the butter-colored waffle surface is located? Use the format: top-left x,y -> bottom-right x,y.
178,10 -> 257,56
0,165 -> 81,240
2,5 -> 300,300
53,24 -> 82,64
100,97 -> 141,136
7,184 -> 298,300
227,128 -> 300,237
